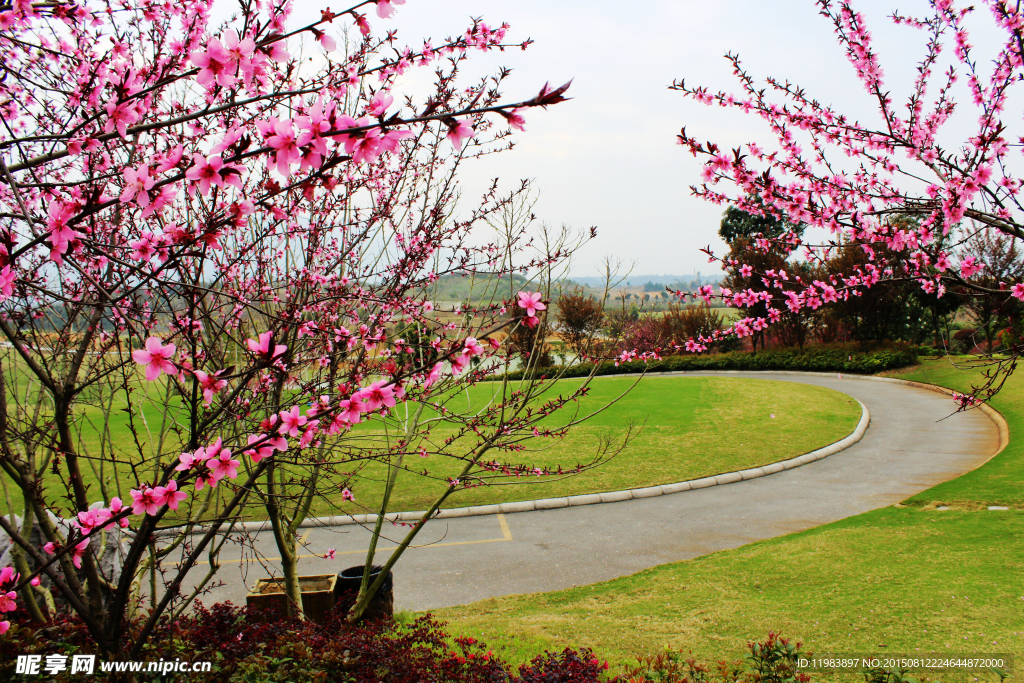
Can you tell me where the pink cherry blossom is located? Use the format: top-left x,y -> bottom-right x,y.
208,450 -> 241,481
319,32 -> 337,51
0,590 -> 15,614
368,91 -> 394,117
446,118 -> 474,149
154,145 -> 184,174
245,433 -> 286,462
71,539 -> 90,569
155,480 -> 188,511
0,266 -> 15,301
424,362 -> 444,388
194,471 -> 218,492
132,337 -> 177,381
463,337 -> 485,356
120,165 -> 155,208
960,256 -> 982,278
1012,283 -> 1024,301
324,548 -> 336,560
266,118 -> 302,175
354,13 -> 372,35
360,382 -> 396,411
108,497 -> 130,528
129,232 -> 158,261
185,154 -> 242,196
517,291 -> 546,317
76,509 -> 102,535
175,447 -> 206,471
279,405 -> 308,437
375,0 -> 406,19
130,486 -> 161,516
344,397 -> 366,424
342,488 -> 355,501
0,567 -> 18,588
246,331 -> 287,361
190,38 -> 236,88
193,369 -> 228,406
221,30 -> 256,78
104,100 -> 139,138
502,108 -> 526,131
299,423 -> 319,449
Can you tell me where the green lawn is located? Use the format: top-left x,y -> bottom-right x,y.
433,358 -> 1024,674
315,375 -> 860,517
0,372 -> 859,524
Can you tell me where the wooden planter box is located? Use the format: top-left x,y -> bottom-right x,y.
246,574 -> 337,623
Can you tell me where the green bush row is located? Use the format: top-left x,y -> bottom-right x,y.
502,343 -> 918,381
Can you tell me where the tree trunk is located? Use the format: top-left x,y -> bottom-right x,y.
265,462 -> 305,620
280,537 -> 303,619
13,499 -> 46,622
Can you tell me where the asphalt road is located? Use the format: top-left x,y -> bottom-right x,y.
182,373 -> 1000,612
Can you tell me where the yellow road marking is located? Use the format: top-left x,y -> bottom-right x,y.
299,529 -> 311,544
497,512 -> 512,541
179,513 -> 514,566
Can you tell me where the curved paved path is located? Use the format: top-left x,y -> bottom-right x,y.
195,373 -> 1000,612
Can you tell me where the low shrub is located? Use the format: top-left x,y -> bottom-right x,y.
951,328 -> 978,354
1,613 -> 939,683
0,601 -> 620,683
621,632 -> 809,683
515,648 -> 616,683
502,343 -> 918,381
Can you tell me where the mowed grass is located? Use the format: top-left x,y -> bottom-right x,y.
326,376 -> 860,516
0,354 -> 188,514
433,358 -> 1024,673
0,372 -> 859,522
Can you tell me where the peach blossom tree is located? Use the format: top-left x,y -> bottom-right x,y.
673,0 -> 1023,404
0,0 -> 623,657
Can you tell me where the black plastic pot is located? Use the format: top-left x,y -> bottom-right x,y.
335,565 -> 394,621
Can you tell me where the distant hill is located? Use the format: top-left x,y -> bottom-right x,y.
565,273 -> 720,288
422,272 -> 529,304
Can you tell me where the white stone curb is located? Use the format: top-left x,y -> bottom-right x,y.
208,390 -> 870,533
164,371 -> 920,537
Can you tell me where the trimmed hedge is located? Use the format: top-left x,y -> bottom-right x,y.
503,342 -> 918,381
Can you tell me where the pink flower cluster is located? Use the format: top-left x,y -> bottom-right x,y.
516,291 -> 546,328
0,567 -> 18,635
667,0 -> 1024,396
74,498 -> 130,535
130,481 -> 189,514
175,439 -> 240,491
42,538 -> 90,569
189,30 -> 286,91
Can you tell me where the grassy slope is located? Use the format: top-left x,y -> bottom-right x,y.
0,376 -> 859,521
433,358 -> 1024,672
317,376 -> 859,516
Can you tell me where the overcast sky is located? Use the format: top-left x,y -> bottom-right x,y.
283,0 -> 1009,280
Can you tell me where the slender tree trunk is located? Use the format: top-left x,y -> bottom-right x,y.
280,536 -> 303,619
266,462 -> 306,620
12,498 -> 46,622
